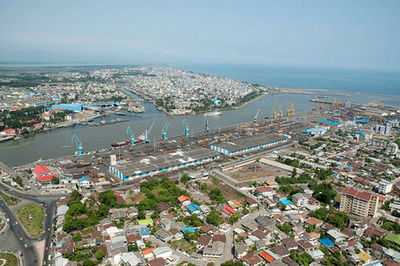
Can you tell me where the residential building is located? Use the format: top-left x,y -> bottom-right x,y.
339,187 -> 386,217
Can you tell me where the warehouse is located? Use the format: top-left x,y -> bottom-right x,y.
210,134 -> 290,157
109,147 -> 220,181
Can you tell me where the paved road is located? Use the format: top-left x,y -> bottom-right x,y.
0,182 -> 61,266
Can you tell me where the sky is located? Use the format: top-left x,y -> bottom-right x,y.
0,0 -> 399,71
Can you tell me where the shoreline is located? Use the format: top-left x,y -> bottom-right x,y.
283,88 -> 400,98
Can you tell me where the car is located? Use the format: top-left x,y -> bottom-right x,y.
19,237 -> 23,241
45,246 -> 48,251
47,228 -> 50,231
24,243 -> 27,248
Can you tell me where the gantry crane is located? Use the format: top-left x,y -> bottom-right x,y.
182,119 -> 189,136
279,105 -> 284,118
161,121 -> 171,140
287,104 -> 295,117
272,106 -> 277,119
127,127 -> 135,145
71,135 -> 83,155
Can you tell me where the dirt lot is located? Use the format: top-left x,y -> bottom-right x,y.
205,178 -> 246,201
225,162 -> 290,181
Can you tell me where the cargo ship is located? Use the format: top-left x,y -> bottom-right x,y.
111,135 -> 145,147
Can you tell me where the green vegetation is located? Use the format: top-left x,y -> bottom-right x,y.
309,182 -> 337,204
0,252 -> 18,266
206,211 -> 222,226
0,191 -> 21,206
309,208 -> 349,230
155,97 -> 176,112
209,188 -> 226,204
179,214 -> 204,227
0,106 -> 44,131
63,190 -> 121,233
276,172 -> 312,184
229,212 -> 240,224
290,249 -> 314,265
380,218 -> 400,234
16,204 -> 44,238
384,233 -> 400,246
276,222 -> 293,235
138,178 -> 188,213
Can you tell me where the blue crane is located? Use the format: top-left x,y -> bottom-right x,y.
144,120 -> 156,143
161,121 -> 171,140
127,127 -> 135,145
182,119 -> 189,136
71,135 -> 83,155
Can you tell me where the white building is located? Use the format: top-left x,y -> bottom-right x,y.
378,179 -> 393,194
292,193 -> 309,207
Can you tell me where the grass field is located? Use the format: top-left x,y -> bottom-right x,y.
16,204 -> 44,238
0,252 -> 18,266
0,191 -> 21,206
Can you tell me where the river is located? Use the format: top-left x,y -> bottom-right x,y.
0,90 -> 400,167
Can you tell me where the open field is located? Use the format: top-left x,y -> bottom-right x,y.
16,204 -> 44,238
206,178 -> 246,201
0,252 -> 18,266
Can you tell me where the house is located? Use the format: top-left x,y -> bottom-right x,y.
78,176 -> 90,187
148,258 -> 166,266
32,165 -> 58,184
303,232 -> 320,244
256,186 -> 275,198
116,252 -> 141,265
273,245 -> 290,257
178,195 -> 191,206
169,228 -> 183,240
197,235 -> 212,249
252,230 -> 267,241
259,250 -> 275,264
246,198 -> 258,208
384,248 -> 400,263
292,193 -> 309,207
213,234 -> 226,243
282,237 -> 299,250
305,217 -> 324,227
200,204 -> 211,215
154,229 -> 172,242
142,247 -> 156,259
186,204 -> 201,215
307,249 -> 325,260
152,246 -> 173,259
371,243 -> 385,257
157,202 -> 170,212
297,240 -> 314,252
234,242 -> 248,259
241,253 -> 262,266
327,229 -> 347,244
203,242 -> 224,258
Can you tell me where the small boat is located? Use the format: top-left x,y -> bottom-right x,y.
204,111 -> 221,116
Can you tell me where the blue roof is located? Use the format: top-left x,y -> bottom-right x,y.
303,127 -> 326,133
49,103 -> 83,111
186,204 -> 201,213
181,227 -> 195,233
280,198 -> 293,205
320,238 -> 335,247
356,119 -> 369,123
356,131 -> 366,135
79,177 -> 90,183
140,228 -> 150,236
318,119 -> 341,126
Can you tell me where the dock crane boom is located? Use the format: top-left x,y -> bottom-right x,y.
204,117 -> 209,133
161,121 -> 171,140
182,119 -> 189,136
272,106 -> 277,119
253,109 -> 260,122
127,127 -> 135,145
144,120 -> 156,143
71,135 -> 83,155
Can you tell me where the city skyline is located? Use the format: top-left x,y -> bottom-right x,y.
1,0 -> 400,71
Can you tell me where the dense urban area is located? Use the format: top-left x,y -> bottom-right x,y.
0,66 -> 400,266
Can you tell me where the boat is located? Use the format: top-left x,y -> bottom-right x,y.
204,111 -> 221,116
111,136 -> 145,147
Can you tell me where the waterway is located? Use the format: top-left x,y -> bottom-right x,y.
1,89 -> 400,167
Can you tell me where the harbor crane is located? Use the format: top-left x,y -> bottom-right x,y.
71,135 -> 83,155
204,117 -> 209,133
287,104 -> 295,117
144,120 -> 156,143
272,106 -> 277,119
161,121 -> 171,140
182,119 -> 189,136
127,127 -> 135,145
278,105 -> 284,118
253,109 -> 260,122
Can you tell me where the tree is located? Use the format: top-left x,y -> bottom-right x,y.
51,176 -> 59,185
312,182 -> 337,204
221,260 -> 244,266
99,190 -> 117,207
229,212 -> 240,224
95,250 -> 105,260
181,173 -> 190,184
206,211 -> 222,226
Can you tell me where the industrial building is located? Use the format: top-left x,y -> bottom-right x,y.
49,103 -> 84,112
109,147 -> 220,181
210,134 -> 290,157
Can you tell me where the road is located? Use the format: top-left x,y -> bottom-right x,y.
0,182 -> 61,266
